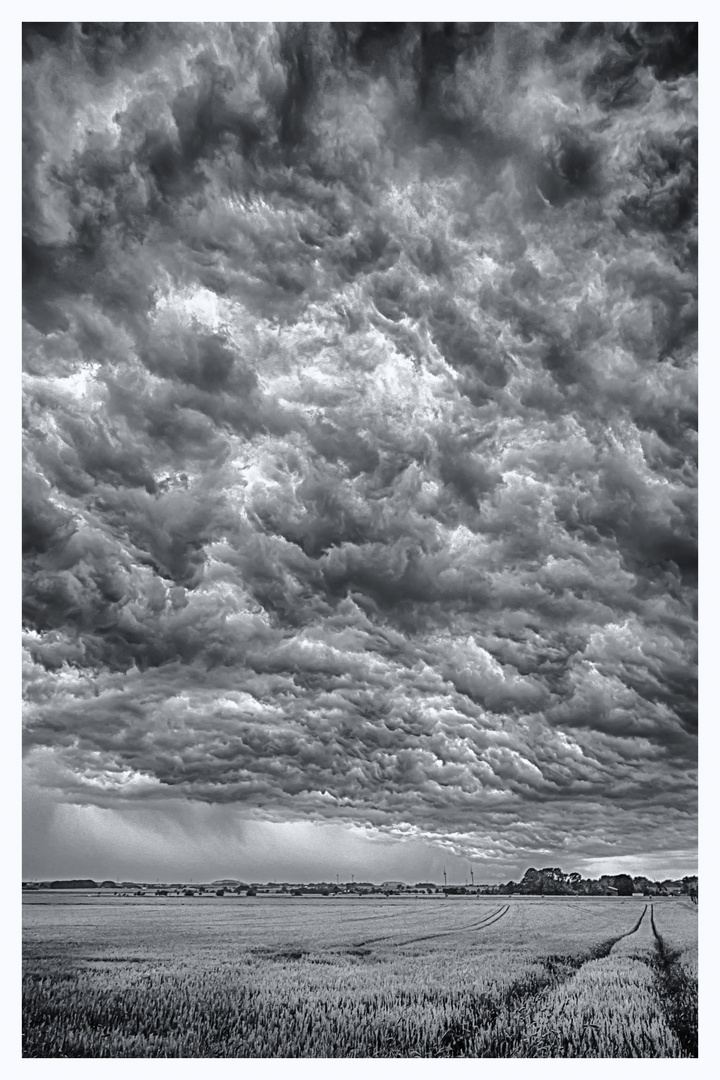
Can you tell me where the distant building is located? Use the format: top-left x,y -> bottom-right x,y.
380,881 -> 405,891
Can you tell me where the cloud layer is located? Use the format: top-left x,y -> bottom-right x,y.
22,23 -> 697,875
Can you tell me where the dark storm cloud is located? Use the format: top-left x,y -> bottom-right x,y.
22,22 -> 697,865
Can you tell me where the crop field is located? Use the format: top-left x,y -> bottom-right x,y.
22,894 -> 697,1058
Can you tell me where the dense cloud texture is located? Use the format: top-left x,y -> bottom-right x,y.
23,23 -> 697,875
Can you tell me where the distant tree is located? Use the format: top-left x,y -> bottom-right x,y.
518,869 -> 541,894
613,874 -> 634,896
517,868 -> 572,895
633,876 -> 659,896
681,876 -> 698,895
540,867 -> 567,884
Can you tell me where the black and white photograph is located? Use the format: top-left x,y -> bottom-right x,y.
22,15 -> 698,1059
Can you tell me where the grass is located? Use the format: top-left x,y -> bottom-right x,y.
22,894 -> 698,1057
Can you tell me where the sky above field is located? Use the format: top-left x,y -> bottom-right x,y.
22,22 -> 697,884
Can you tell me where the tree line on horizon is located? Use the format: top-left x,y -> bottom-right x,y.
22,866 -> 698,899
491,867 -> 698,898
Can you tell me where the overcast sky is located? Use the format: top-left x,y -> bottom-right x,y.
22,22 -> 697,884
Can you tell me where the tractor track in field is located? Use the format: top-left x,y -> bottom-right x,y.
437,904 -> 667,1056
397,904 -> 511,947
649,904 -> 698,1056
352,904 -> 509,949
338,907 -> 428,927
607,903 -> 649,953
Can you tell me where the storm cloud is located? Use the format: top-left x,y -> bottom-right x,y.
22,22 -> 697,878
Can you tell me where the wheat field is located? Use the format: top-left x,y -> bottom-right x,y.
22,893 -> 697,1057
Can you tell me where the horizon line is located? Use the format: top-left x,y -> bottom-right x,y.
22,869 -> 699,885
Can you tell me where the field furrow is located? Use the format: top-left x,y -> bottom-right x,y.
649,905 -> 698,1056
354,904 -> 509,947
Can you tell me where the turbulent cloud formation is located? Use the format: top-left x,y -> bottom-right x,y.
22,23 -> 697,877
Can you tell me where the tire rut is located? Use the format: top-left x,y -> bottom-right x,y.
397,905 -> 510,947
438,904 -> 660,1056
649,904 -> 698,1057
607,902 -> 649,954
352,905 -> 508,948
339,907 -> 425,927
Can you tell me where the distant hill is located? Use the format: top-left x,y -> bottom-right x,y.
211,879 -> 241,886
31,879 -> 99,890
22,879 -> 155,890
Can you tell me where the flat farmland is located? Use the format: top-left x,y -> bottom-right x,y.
22,894 -> 698,1058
